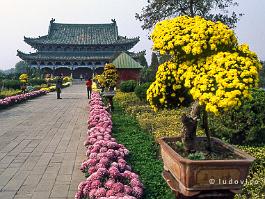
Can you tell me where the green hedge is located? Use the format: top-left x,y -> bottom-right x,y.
1,80 -> 21,90
235,146 -> 265,199
112,103 -> 175,199
209,89 -> 265,145
134,82 -> 152,101
0,89 -> 21,99
120,80 -> 137,92
29,78 -> 46,86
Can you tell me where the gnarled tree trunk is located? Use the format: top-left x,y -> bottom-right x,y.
181,101 -> 200,153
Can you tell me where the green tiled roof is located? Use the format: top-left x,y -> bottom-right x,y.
112,52 -> 144,69
17,50 -> 115,62
24,20 -> 139,46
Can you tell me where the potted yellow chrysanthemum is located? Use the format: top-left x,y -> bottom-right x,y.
147,16 -> 261,198
19,73 -> 29,94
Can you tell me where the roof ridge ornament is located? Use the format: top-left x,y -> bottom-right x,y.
50,18 -> 55,24
111,19 -> 116,24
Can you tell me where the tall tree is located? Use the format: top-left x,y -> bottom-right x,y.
139,52 -> 159,83
136,0 -> 242,30
15,61 -> 29,74
138,53 -> 148,68
259,61 -> 265,88
150,52 -> 159,69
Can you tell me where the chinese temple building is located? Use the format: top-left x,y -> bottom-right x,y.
17,19 -> 144,80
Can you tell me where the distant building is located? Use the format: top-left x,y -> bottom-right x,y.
17,19 -> 144,80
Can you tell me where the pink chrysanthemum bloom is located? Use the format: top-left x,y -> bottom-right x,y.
88,173 -> 101,181
112,182 -> 124,193
130,173 -> 140,180
89,189 -> 97,198
100,147 -> 108,153
104,179 -> 115,189
88,158 -> 98,166
99,157 -> 110,166
74,191 -> 82,199
116,192 -> 126,197
95,187 -> 107,197
130,178 -> 142,187
106,149 -> 116,159
106,189 -> 115,197
90,180 -> 101,189
124,185 -> 133,195
132,186 -> 143,198
88,166 -> 97,175
89,153 -> 98,159
97,153 -> 107,160
95,163 -> 105,170
77,181 -> 87,191
82,184 -> 91,195
111,162 -> 119,168
122,171 -> 132,179
109,166 -> 120,179
97,168 -> 108,177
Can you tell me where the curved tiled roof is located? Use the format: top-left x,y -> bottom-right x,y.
24,21 -> 139,46
17,50 -> 115,62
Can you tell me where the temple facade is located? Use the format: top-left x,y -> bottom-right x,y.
17,19 -> 144,79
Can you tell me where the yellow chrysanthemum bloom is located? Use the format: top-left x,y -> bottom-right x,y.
147,16 -> 261,115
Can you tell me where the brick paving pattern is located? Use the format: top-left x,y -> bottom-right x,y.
0,84 -> 88,199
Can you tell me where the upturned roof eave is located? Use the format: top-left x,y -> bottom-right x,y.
23,36 -> 139,47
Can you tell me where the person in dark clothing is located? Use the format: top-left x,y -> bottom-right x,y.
56,75 -> 63,99
86,78 -> 92,99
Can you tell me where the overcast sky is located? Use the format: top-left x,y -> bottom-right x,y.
0,0 -> 264,70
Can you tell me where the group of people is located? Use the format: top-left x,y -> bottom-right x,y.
55,75 -> 92,99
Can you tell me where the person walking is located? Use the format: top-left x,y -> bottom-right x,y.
56,75 -> 63,99
80,74 -> 83,81
86,78 -> 92,99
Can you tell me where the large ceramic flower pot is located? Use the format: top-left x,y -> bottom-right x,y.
158,137 -> 255,197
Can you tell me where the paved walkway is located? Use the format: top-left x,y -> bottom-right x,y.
0,84 -> 88,199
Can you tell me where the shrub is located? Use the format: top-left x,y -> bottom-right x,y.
2,80 -> 21,90
0,89 -> 21,99
120,80 -> 137,92
29,78 -> 46,86
63,76 -> 72,83
235,146 -> 265,199
114,92 -> 143,109
209,89 -> 265,145
135,82 -> 152,101
112,103 -> 175,199
114,92 -> 203,139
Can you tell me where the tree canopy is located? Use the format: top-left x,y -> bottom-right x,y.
15,61 -> 29,74
136,0 -> 242,30
147,16 -> 261,114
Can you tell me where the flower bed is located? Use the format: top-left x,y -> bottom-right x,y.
0,90 -> 47,109
75,92 -> 143,199
115,91 -> 265,199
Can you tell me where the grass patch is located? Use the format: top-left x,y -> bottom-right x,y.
112,103 -> 175,199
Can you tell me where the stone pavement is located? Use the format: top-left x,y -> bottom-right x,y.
0,84 -> 88,199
